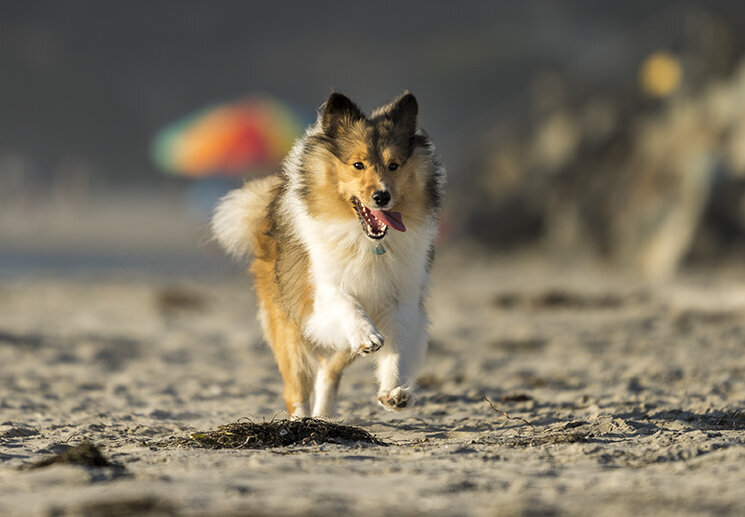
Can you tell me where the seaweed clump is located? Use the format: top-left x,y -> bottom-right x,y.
28,442 -> 120,469
162,418 -> 386,449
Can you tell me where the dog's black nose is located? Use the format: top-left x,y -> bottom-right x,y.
372,190 -> 391,207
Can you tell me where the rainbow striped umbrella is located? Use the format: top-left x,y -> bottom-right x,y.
152,97 -> 307,177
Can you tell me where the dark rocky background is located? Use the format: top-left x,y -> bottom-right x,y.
4,1 -> 745,276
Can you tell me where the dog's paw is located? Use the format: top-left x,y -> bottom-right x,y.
377,386 -> 411,410
349,318 -> 385,355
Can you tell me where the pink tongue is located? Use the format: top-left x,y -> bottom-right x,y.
371,209 -> 406,232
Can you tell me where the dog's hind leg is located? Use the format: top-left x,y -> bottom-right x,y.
260,302 -> 314,418
312,350 -> 356,418
275,339 -> 314,418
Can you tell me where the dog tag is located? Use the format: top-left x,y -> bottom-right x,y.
372,243 -> 386,255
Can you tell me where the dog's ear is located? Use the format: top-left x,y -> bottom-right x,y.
385,91 -> 418,136
321,93 -> 364,135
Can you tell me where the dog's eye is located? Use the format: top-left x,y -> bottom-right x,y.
353,162 -> 365,170
388,163 -> 399,171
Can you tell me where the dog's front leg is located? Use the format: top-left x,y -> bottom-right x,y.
375,302 -> 428,411
304,287 -> 385,355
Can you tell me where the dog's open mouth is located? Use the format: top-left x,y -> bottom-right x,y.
352,197 -> 406,240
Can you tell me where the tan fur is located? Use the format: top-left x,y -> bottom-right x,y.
254,268 -> 314,415
250,210 -> 316,415
392,146 -> 436,227
303,147 -> 357,221
304,139 -> 427,228
318,350 -> 356,394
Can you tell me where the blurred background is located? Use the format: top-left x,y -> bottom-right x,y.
4,0 -> 745,278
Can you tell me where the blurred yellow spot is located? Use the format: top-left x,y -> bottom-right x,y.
639,51 -> 682,98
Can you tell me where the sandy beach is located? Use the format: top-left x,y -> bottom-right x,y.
8,2 -> 745,515
1,246 -> 744,516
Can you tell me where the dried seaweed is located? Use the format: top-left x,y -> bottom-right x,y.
27,442 -> 121,469
155,288 -> 208,315
484,396 -> 535,428
159,418 -> 386,449
651,409 -> 745,430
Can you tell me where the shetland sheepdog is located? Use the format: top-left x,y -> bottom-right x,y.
212,91 -> 445,417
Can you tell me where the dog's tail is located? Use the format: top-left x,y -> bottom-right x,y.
211,175 -> 281,260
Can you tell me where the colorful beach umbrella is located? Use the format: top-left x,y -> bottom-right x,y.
152,96 -> 307,177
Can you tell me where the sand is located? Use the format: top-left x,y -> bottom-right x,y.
1,248 -> 745,516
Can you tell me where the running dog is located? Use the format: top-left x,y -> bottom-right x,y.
212,91 -> 445,417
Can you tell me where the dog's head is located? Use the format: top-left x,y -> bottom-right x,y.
307,91 -> 433,240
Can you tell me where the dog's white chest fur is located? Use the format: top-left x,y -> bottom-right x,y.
298,216 -> 434,350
